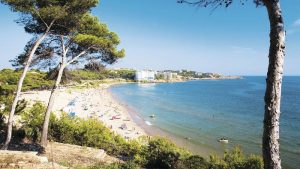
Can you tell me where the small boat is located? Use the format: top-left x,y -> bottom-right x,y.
184,137 -> 192,140
218,137 -> 229,144
149,114 -> 156,118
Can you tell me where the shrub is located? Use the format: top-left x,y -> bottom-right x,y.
68,69 -> 136,83
0,112 -> 6,142
20,102 -> 46,142
49,113 -> 128,156
69,70 -> 106,82
178,155 -> 209,169
244,155 -> 263,169
223,146 -> 246,169
144,137 -> 191,169
88,161 -> 140,169
0,69 -> 53,95
0,95 -> 13,114
209,155 -> 228,169
208,146 -> 263,169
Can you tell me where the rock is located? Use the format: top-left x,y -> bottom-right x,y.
9,163 -> 16,167
28,151 -> 38,156
95,149 -> 106,159
38,156 -> 48,163
17,161 -> 26,165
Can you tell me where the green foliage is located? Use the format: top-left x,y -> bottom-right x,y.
17,103 -> 127,155
70,14 -> 125,65
84,62 -> 106,72
1,0 -> 100,34
20,102 -> 46,142
107,69 -> 136,80
178,155 -> 209,169
69,69 -> 136,82
0,111 -> 6,142
209,155 -> 228,169
176,70 -> 221,79
0,96 -> 27,142
209,146 -> 263,169
223,146 -> 246,168
143,137 -> 191,169
46,68 -> 73,84
0,69 -> 53,95
76,14 -> 121,49
88,161 -> 140,169
155,74 -> 164,80
244,155 -> 264,169
0,68 -> 135,96
69,70 -> 106,82
49,113 -> 127,155
15,99 -> 27,115
0,94 -> 13,113
179,70 -> 197,78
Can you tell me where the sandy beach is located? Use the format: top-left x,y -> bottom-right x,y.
19,84 -> 146,140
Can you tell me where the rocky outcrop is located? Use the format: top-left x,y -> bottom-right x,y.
0,142 -> 119,169
0,150 -> 66,169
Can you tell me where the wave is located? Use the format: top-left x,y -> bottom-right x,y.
145,121 -> 153,126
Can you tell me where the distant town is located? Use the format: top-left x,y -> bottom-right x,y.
132,69 -> 242,82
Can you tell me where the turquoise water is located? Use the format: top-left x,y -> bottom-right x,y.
110,77 -> 300,169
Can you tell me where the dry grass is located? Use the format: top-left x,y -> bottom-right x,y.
46,142 -> 120,168
0,150 -> 66,169
0,142 -> 120,169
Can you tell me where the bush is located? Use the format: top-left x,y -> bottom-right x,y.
88,161 -> 140,169
49,113 -> 128,156
244,155 -> 264,169
0,69 -> 53,95
0,112 -> 6,142
209,146 -> 263,169
178,155 -> 209,169
69,69 -> 136,82
143,137 -> 191,169
223,146 -> 246,169
69,70 -> 106,82
19,105 -> 129,155
0,95 -> 13,114
0,97 -> 28,143
20,102 -> 46,142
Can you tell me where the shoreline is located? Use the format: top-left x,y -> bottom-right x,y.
19,81 -> 223,158
108,83 -> 222,158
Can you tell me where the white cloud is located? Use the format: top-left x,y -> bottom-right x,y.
287,19 -> 300,35
293,19 -> 300,26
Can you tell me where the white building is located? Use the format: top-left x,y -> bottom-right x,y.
196,72 -> 203,76
163,72 -> 177,81
155,71 -> 178,81
135,70 -> 156,81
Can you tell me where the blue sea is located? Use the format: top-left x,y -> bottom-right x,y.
109,77 -> 300,169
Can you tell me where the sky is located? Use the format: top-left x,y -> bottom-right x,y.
0,0 -> 299,75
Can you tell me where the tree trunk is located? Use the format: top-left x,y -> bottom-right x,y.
262,1 -> 285,169
40,63 -> 65,150
1,32 -> 48,150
